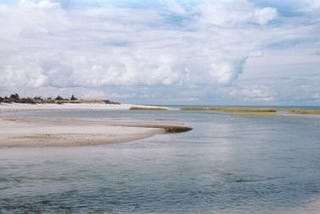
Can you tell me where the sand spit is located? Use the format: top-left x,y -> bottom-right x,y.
0,118 -> 192,148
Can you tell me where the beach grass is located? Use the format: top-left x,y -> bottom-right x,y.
129,106 -> 168,111
288,109 -> 320,115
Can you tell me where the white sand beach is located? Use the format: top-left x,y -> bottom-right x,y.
0,118 -> 162,147
0,103 -> 190,147
0,103 -> 174,112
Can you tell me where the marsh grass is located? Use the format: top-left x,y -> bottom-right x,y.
129,107 -> 168,111
180,107 -> 217,111
289,109 -> 320,115
229,112 -> 277,116
181,106 -> 277,116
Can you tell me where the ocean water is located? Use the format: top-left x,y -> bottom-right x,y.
1,110 -> 320,213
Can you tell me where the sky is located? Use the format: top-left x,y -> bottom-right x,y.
0,0 -> 319,105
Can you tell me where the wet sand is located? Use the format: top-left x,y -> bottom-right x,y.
0,118 -> 191,147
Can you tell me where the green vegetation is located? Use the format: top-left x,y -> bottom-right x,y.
289,109 -> 320,115
129,107 -> 167,111
181,106 -> 277,116
225,111 -> 277,116
70,94 -> 77,101
214,107 -> 277,113
0,93 -> 120,105
163,126 -> 192,133
180,106 -> 217,111
137,124 -> 192,133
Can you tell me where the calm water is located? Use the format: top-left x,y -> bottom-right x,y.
1,110 -> 320,213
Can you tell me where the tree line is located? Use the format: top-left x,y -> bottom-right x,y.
0,93 -> 119,104
0,93 -> 78,104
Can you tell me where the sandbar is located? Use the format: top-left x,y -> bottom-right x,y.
0,103 -> 190,147
0,113 -> 191,147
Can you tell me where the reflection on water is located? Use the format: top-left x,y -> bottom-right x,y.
1,110 -> 320,213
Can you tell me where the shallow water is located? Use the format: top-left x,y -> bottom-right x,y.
1,110 -> 320,213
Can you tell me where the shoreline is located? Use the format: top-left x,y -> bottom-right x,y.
2,103 -> 320,116
0,117 -> 191,148
0,103 -> 175,112
0,103 -> 191,148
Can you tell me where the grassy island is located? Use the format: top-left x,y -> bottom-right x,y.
289,109 -> 320,115
181,106 -> 277,116
129,106 -> 168,111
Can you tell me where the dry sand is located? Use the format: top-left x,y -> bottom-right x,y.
0,103 -> 174,112
0,117 -> 191,147
0,103 -> 189,147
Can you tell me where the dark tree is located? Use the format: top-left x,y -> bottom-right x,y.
10,93 -> 20,101
55,95 -> 63,101
70,94 -> 77,101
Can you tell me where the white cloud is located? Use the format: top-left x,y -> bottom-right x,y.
0,64 -> 48,89
199,0 -> 277,26
228,86 -> 276,102
19,0 -> 60,9
253,7 -> 278,25
166,0 -> 187,15
0,0 -> 318,104
302,0 -> 320,11
209,58 -> 247,84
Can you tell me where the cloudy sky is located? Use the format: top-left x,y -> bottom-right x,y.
0,0 -> 319,105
